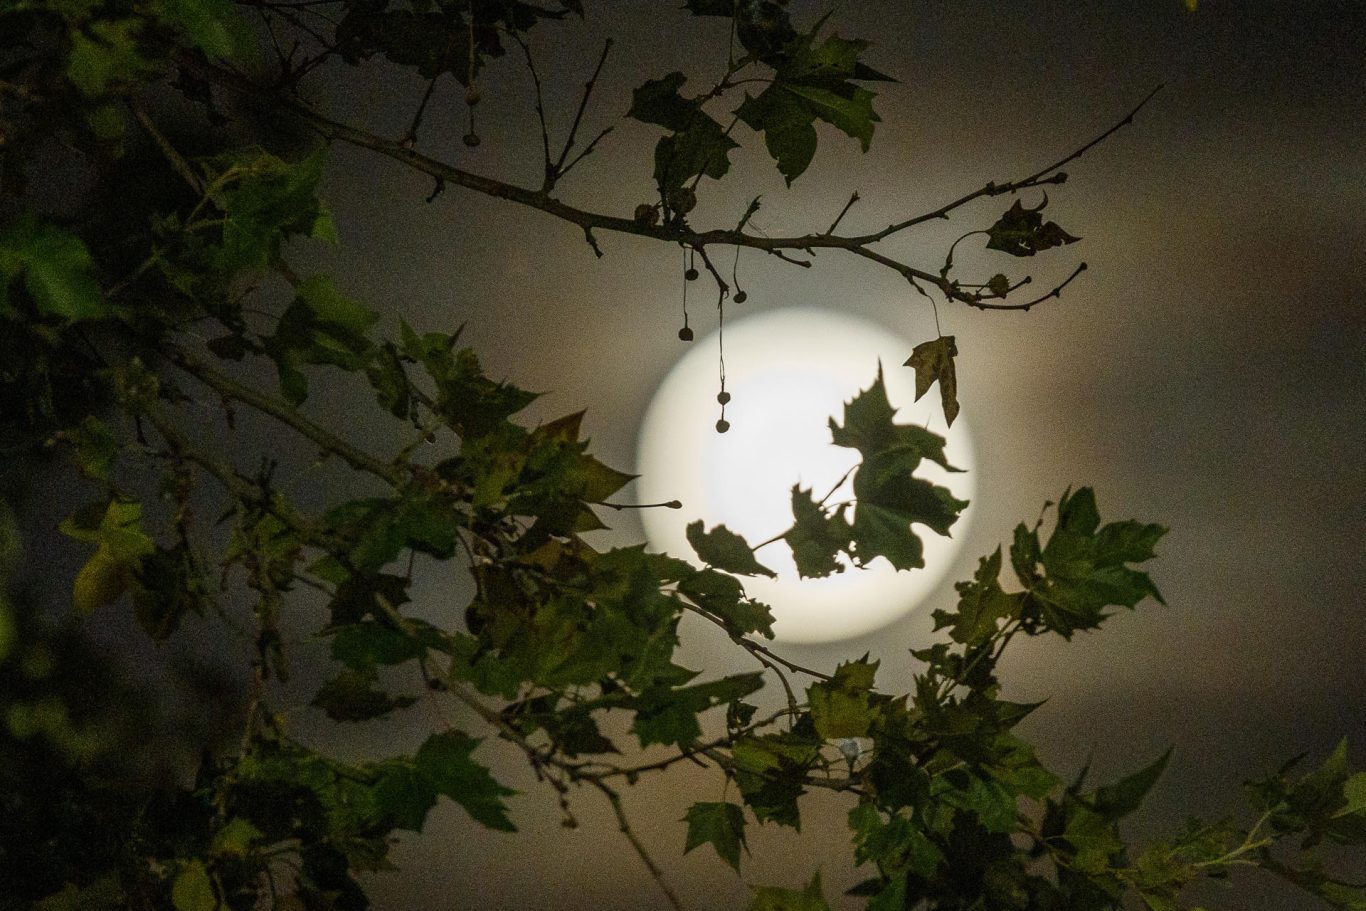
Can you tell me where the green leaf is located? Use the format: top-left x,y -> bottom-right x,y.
155,0 -> 254,62
171,861 -> 219,911
749,873 -> 830,911
629,72 -> 737,192
330,620 -> 439,670
686,520 -> 776,577
933,547 -> 1022,645
371,762 -> 439,832
310,668 -> 417,722
0,217 -> 105,321
1062,803 -> 1124,874
632,673 -> 765,747
1026,487 -> 1168,637
903,335 -> 960,427
1009,521 -> 1043,587
266,274 -> 379,401
62,498 -> 156,613
66,19 -> 161,96
808,657 -> 878,740
679,569 -> 776,638
783,83 -> 878,151
735,26 -> 886,184
849,802 -> 943,879
828,368 -> 956,470
1090,748 -> 1172,821
414,730 -> 517,831
1338,773 -> 1366,817
211,818 -> 264,857
683,801 -> 747,872
985,196 -> 1080,257
822,370 -> 968,569
210,148 -> 335,275
65,415 -> 119,481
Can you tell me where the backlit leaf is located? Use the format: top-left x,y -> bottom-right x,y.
903,335 -> 959,428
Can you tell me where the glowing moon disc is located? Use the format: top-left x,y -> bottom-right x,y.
636,308 -> 975,644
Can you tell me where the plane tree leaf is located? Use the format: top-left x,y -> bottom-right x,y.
683,801 -> 748,872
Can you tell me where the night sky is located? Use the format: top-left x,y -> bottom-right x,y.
25,1 -> 1366,908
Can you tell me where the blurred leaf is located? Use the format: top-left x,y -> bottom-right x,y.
0,217 -> 105,321
749,873 -> 830,911
171,861 -> 218,911
311,668 -> 416,722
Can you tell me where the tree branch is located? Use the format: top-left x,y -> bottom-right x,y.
175,53 -> 1142,313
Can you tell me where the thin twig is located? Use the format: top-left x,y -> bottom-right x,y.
401,75 -> 441,147
588,779 -> 686,911
971,262 -> 1087,312
826,191 -> 859,235
509,32 -> 554,187
553,39 -> 613,179
853,85 -> 1164,244
680,602 -> 832,681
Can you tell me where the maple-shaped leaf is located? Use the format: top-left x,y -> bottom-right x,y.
904,335 -> 960,427
683,801 -> 748,872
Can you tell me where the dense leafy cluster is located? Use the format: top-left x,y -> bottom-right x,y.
1,1 -> 1363,910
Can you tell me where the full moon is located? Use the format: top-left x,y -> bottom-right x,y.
636,307 -> 975,644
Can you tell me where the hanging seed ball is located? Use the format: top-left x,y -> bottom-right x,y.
715,418 -> 730,433
465,85 -> 482,106
462,132 -> 481,147
684,267 -> 699,281
733,290 -> 747,303
678,326 -> 694,341
716,391 -> 731,405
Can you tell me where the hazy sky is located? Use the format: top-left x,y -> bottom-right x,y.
23,1 -> 1360,908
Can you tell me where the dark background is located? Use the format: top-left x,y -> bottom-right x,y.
22,1 -> 1366,908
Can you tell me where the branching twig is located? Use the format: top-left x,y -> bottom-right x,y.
175,53 -> 1151,315
552,38 -> 613,181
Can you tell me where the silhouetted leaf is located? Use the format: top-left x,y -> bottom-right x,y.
985,197 -> 1080,257
686,521 -> 776,577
